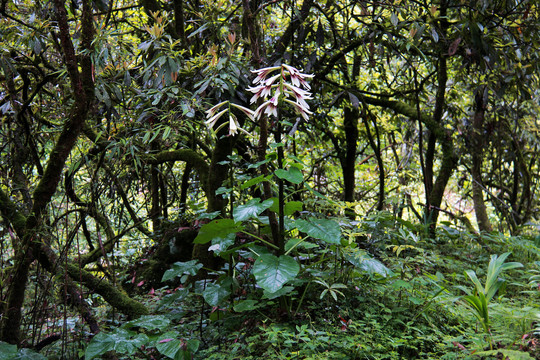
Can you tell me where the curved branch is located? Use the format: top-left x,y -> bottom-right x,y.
142,149 -> 210,193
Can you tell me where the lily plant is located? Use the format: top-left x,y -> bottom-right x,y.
204,64 -> 313,136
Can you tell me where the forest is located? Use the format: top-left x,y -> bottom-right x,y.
0,0 -> 540,358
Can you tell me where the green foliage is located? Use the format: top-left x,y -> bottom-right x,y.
294,217 -> 342,245
0,342 -> 46,360
460,253 -> 523,335
232,198 -> 274,222
472,349 -> 534,360
194,220 -> 243,244
252,254 -> 300,293
84,315 -> 198,360
161,260 -> 203,282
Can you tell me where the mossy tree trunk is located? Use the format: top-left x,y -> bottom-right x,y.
0,0 -> 94,344
343,106 -> 359,218
470,88 -> 493,232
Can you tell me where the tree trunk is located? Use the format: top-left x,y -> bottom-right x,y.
343,107 -> 358,217
0,0 -> 93,344
470,88 -> 493,232
192,131 -> 237,270
362,111 -> 385,211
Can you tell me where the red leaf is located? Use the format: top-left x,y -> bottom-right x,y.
159,338 -> 174,343
137,280 -> 145,287
149,288 -> 155,295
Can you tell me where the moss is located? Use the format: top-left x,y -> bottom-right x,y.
66,263 -> 148,317
0,188 -> 27,237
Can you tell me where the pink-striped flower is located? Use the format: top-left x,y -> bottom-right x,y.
283,64 -> 314,90
248,64 -> 313,121
251,65 -> 281,84
247,84 -> 273,104
204,101 -> 254,136
283,98 -> 312,121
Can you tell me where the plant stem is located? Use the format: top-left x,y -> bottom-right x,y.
276,119 -> 285,255
257,108 -> 280,249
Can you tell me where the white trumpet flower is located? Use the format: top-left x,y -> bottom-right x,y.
248,64 -> 313,121
251,65 -> 281,84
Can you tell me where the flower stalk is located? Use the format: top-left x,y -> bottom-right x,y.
203,64 -> 313,254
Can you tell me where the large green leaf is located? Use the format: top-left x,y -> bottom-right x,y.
202,283 -> 231,307
113,330 -> 149,355
86,328 -> 152,359
269,199 -> 303,216
253,254 -> 299,293
162,260 -> 203,282
240,174 -> 272,190
294,217 -> 341,244
0,342 -> 18,360
193,219 -> 243,244
233,198 -> 274,222
344,248 -> 392,277
274,167 -> 303,184
159,288 -> 190,309
125,315 -> 171,331
208,233 -> 236,255
262,286 -> 296,299
156,332 -> 183,359
12,349 -> 46,360
233,299 -> 261,312
358,258 -> 392,277
0,342 -> 45,360
84,332 -> 117,360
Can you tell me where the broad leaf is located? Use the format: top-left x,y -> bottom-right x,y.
193,219 -> 243,244
285,238 -> 318,252
253,254 -> 299,293
274,167 -> 303,184
13,349 -> 46,360
208,233 -> 236,255
186,339 -> 200,352
159,288 -> 190,309
357,258 -> 392,277
202,283 -> 231,307
240,174 -> 272,190
162,260 -> 203,282
233,299 -> 261,312
262,286 -> 295,299
295,217 -> 341,244
269,199 -> 303,216
233,198 -> 274,222
156,332 -> 182,359
125,315 -> 170,331
114,330 -> 149,355
464,270 -> 484,295
0,342 -> 18,360
344,248 -> 392,277
85,332 -> 116,360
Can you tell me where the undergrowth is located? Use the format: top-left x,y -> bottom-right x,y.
4,213 -> 540,360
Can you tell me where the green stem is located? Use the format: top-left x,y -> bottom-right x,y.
276,120 -> 285,255
284,236 -> 309,256
241,231 -> 280,250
